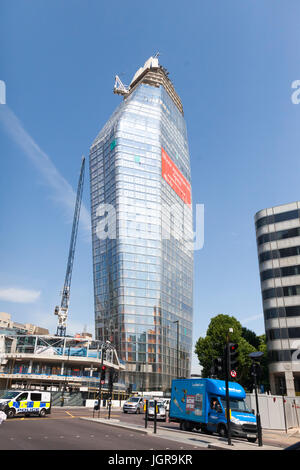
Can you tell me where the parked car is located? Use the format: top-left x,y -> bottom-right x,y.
147,400 -> 166,421
123,396 -> 144,414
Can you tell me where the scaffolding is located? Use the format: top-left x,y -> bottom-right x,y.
0,334 -> 125,392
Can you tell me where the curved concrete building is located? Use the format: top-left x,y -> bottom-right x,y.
255,202 -> 300,396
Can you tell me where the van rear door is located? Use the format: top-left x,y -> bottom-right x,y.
30,392 -> 51,414
29,392 -> 42,410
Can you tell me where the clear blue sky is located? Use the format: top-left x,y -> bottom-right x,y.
1,0 -> 300,373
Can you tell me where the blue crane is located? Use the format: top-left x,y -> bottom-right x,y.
54,156 -> 85,337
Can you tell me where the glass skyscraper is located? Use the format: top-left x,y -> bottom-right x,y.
89,57 -> 193,391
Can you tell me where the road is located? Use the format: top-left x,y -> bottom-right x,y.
0,409 -> 204,451
0,407 -> 297,450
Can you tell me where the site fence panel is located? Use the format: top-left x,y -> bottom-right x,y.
246,393 -> 300,430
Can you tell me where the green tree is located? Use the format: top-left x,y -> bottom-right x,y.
194,314 -> 269,391
257,334 -> 269,391
241,327 -> 260,350
194,314 -> 241,378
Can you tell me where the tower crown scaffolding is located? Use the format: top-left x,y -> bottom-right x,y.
113,54 -> 183,114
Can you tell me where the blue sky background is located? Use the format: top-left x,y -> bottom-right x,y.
1,0 -> 300,373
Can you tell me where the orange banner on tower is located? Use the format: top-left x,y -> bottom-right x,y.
161,147 -> 191,205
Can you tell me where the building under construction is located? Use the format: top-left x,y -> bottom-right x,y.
0,333 -> 125,405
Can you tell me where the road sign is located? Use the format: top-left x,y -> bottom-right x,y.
230,370 -> 237,378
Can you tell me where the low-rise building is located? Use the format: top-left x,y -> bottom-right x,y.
0,333 -> 126,402
0,312 -> 49,336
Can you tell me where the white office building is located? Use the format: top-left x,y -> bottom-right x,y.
255,201 -> 300,396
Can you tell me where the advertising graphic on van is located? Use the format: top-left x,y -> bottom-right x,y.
169,378 -> 257,442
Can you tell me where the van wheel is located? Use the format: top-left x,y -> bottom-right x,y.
247,437 -> 257,443
182,421 -> 193,432
218,424 -> 227,438
6,408 -> 15,419
39,408 -> 46,418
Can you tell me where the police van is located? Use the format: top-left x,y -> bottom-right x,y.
0,390 -> 51,418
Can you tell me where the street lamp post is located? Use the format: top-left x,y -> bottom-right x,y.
141,361 -> 145,395
94,345 -> 104,418
173,320 -> 179,379
61,343 -> 71,407
249,351 -> 264,447
225,329 -> 233,446
94,341 -> 111,418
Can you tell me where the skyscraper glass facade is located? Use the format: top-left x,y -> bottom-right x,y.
90,58 -> 193,391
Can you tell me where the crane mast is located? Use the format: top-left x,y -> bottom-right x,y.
54,156 -> 85,336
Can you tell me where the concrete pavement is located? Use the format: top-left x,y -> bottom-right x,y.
80,416 -> 283,450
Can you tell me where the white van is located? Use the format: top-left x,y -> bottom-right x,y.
161,398 -> 171,411
0,390 -> 51,418
123,396 -> 144,414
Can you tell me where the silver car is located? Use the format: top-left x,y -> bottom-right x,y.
123,397 -> 144,414
147,401 -> 166,421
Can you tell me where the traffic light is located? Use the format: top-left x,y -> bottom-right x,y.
228,343 -> 239,373
211,357 -> 223,377
108,370 -> 117,389
100,365 -> 106,385
108,370 -> 113,389
250,361 -> 261,380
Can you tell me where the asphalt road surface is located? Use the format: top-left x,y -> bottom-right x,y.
0,407 -> 292,450
0,413 -> 203,450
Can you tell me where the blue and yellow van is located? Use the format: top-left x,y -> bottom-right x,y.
0,390 -> 51,418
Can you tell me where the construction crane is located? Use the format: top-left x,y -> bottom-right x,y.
54,156 -> 85,336
113,75 -> 129,96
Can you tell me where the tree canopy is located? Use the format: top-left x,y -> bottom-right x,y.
194,314 -> 269,391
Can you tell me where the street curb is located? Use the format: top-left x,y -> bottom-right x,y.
80,417 -> 282,450
80,417 -> 150,436
207,444 -> 232,450
207,442 -> 281,451
79,418 -> 239,450
80,417 -> 209,448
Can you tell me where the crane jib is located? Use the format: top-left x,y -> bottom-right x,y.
55,156 -> 85,337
